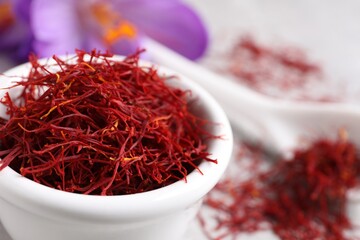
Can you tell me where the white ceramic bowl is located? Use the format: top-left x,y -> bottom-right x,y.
0,57 -> 233,240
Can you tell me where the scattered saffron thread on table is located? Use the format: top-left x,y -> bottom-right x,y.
0,49 -> 217,195
200,133 -> 360,240
222,36 -> 340,102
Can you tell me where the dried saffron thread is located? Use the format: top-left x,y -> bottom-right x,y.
228,36 -> 321,89
222,36 -> 342,102
200,135 -> 360,240
0,49 -> 217,195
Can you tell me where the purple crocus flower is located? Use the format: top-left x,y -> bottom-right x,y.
0,0 -> 32,61
12,0 -> 208,60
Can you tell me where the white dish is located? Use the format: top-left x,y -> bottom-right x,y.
0,55 -> 233,240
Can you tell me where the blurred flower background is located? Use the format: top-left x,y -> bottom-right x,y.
2,0 -> 360,102
0,0 -> 208,66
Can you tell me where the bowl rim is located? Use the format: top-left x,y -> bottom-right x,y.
0,55 -> 233,223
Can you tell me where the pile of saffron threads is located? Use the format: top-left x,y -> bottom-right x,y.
200,134 -> 360,240
0,50 -> 216,195
225,36 -> 339,101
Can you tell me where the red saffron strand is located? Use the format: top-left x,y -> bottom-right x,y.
228,36 -> 321,90
222,36 -> 344,102
0,50 -> 216,195
200,135 -> 360,240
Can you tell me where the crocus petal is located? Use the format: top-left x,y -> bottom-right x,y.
82,33 -> 107,53
113,0 -> 208,60
30,0 -> 82,57
110,35 -> 144,56
0,0 -> 23,49
0,22 -> 26,49
12,0 -> 31,21
0,0 -> 33,61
